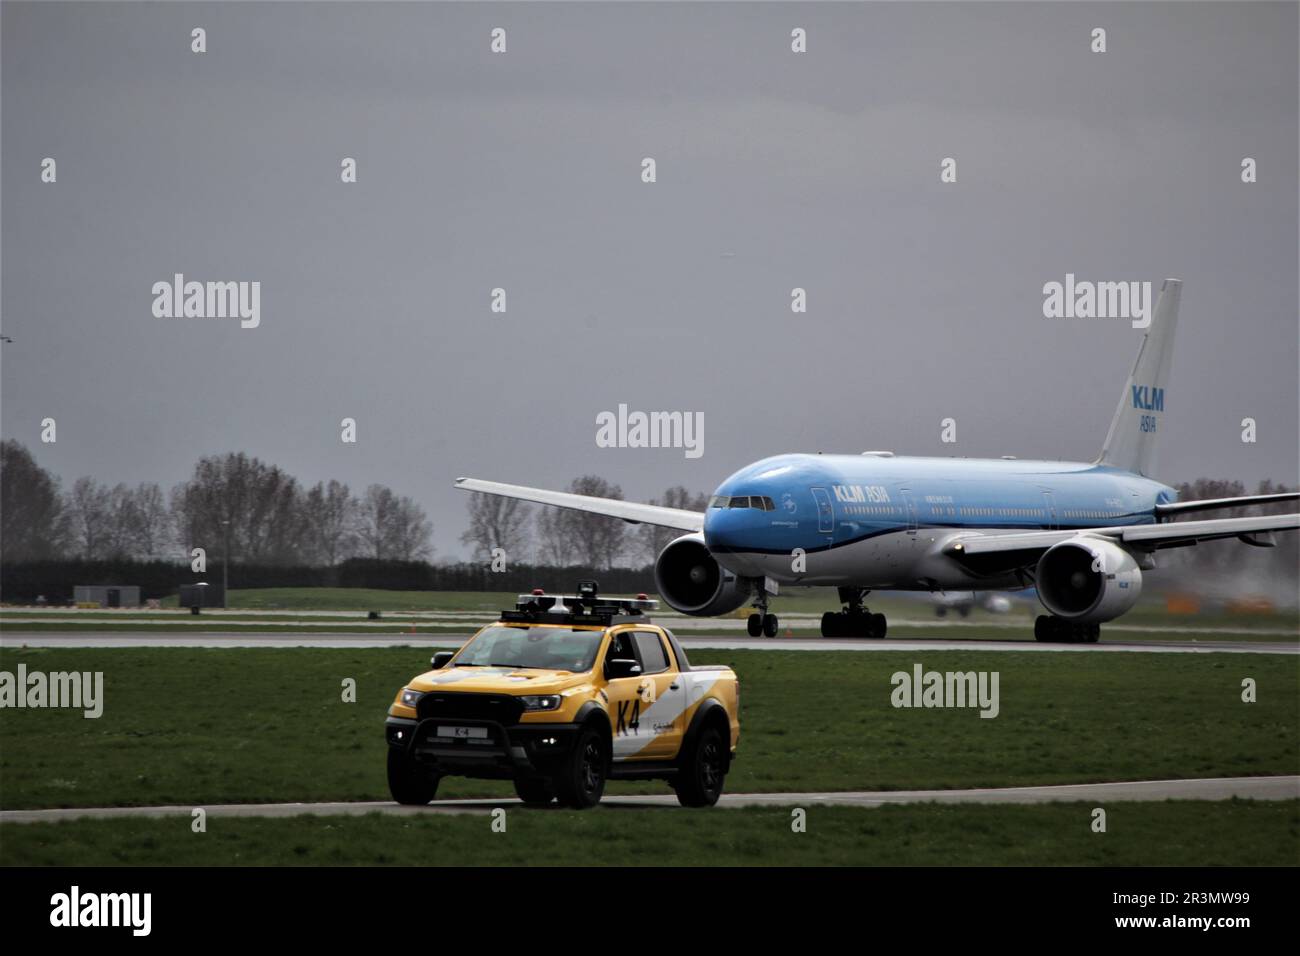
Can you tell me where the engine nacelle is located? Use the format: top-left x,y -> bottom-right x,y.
1036,537 -> 1143,623
654,533 -> 752,616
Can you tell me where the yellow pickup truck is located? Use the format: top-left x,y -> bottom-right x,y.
385,584 -> 740,809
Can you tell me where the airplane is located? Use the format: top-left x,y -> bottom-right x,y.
456,279 -> 1299,642
930,591 -> 1014,618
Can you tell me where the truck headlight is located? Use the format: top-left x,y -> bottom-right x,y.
398,687 -> 425,708
520,695 -> 562,712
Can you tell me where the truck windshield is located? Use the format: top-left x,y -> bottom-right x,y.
454,626 -> 605,672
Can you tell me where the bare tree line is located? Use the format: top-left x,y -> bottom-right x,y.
6,440 -> 1291,576
1,441 -> 432,564
1162,478 -> 1299,580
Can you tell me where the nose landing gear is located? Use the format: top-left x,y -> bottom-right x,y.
820,587 -> 887,638
746,588 -> 779,637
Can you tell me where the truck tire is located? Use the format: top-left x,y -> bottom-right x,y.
513,777 -> 556,806
387,748 -> 440,805
674,724 -> 726,807
553,726 -> 608,809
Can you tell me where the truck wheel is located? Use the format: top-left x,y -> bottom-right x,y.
387,748 -> 440,805
513,777 -> 555,806
553,726 -> 607,809
674,725 -> 727,807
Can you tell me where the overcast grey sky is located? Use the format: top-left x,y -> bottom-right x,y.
3,1 -> 1297,560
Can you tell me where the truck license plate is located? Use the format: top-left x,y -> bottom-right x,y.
438,725 -> 488,739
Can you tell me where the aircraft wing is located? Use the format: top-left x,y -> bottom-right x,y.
454,477 -> 705,532
947,513 -> 1300,560
1154,491 -> 1299,517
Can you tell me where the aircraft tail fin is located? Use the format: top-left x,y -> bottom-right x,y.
1096,278 -> 1181,477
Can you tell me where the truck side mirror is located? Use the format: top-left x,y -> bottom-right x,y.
605,658 -> 642,679
430,651 -> 454,669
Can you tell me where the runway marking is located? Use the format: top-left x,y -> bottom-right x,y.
0,631 -> 1294,654
3,775 -> 1294,823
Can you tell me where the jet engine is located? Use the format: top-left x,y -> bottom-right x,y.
654,533 -> 752,616
1035,537 -> 1143,623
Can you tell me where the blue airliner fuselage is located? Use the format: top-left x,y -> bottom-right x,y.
704,453 -> 1174,589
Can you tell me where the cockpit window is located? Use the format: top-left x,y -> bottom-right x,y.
713,494 -> 776,511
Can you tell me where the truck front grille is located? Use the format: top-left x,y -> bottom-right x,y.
416,692 -> 525,725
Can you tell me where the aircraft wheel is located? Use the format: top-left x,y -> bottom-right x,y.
1034,615 -> 1054,642
871,613 -> 887,639
820,612 -> 838,637
746,613 -> 762,637
762,614 -> 779,638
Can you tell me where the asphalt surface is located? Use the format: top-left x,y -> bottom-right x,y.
4,612 -> 1295,637
1,630 -> 1295,654
4,776 -> 1294,823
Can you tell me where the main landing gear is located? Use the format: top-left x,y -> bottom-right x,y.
746,589 -> 779,638
820,587 -> 887,638
1034,615 -> 1100,643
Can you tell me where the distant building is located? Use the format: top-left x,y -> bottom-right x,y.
74,585 -> 141,608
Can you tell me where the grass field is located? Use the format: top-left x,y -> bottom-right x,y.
0,621 -> 474,635
2,800 -> 1296,866
1,646 -> 1294,811
163,588 -> 516,612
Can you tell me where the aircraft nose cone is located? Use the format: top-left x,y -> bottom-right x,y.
703,503 -> 762,553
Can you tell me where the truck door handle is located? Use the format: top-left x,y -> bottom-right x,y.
669,682 -> 680,690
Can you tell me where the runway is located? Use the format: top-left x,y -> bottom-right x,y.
3,611 -> 1295,638
3,775 -> 1294,823
1,630 -> 1295,654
